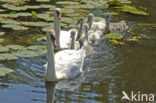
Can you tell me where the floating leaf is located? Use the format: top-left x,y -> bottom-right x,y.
13,50 -> 45,57
108,0 -> 122,6
0,12 -> 32,18
37,36 -> 46,41
0,46 -> 10,52
127,36 -> 139,42
0,19 -> 20,24
0,67 -> 14,76
105,33 -> 124,39
37,13 -> 54,21
41,24 -> 54,32
122,5 -> 149,15
36,0 -> 49,2
27,45 -> 46,51
0,53 -> 18,60
2,4 -> 55,11
0,38 -> 4,43
5,45 -> 26,50
21,21 -> 50,27
104,12 -> 119,15
2,24 -> 28,30
109,39 -> 124,45
56,1 -> 79,5
0,32 -> 5,36
0,9 -> 5,12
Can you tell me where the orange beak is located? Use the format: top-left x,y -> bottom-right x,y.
58,13 -> 61,20
51,38 -> 57,47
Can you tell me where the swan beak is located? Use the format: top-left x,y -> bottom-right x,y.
58,13 -> 61,20
76,34 -> 81,41
51,37 -> 57,48
87,17 -> 90,23
70,35 -> 72,38
76,19 -> 80,25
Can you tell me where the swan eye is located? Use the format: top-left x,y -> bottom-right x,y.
50,34 -> 55,40
56,10 -> 60,15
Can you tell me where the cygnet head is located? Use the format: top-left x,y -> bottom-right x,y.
76,17 -> 84,25
105,14 -> 111,22
54,8 -> 61,20
70,29 -> 76,38
46,29 -> 57,47
87,13 -> 94,23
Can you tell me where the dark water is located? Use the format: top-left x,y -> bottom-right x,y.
0,0 -> 156,103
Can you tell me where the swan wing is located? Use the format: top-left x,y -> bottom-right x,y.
92,21 -> 106,31
60,30 -> 71,49
55,49 -> 85,80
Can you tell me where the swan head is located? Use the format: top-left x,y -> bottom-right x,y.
105,14 -> 111,22
70,29 -> 76,38
54,8 -> 61,20
87,13 -> 94,23
76,17 -> 84,25
46,29 -> 57,47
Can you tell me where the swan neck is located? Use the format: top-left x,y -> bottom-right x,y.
45,34 -> 57,81
85,28 -> 88,41
70,35 -> 75,50
78,21 -> 83,37
54,12 -> 61,48
88,17 -> 93,30
106,17 -> 110,33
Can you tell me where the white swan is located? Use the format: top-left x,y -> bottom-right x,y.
104,14 -> 127,33
44,29 -> 86,82
54,8 -> 72,50
87,13 -> 106,32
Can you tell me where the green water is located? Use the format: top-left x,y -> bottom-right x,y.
0,0 -> 156,103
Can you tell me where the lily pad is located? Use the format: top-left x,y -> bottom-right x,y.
122,5 -> 149,15
103,12 -> 119,15
27,45 -> 46,51
2,24 -> 28,30
36,0 -> 49,2
105,33 -> 124,39
0,12 -> 32,18
56,1 -> 79,5
0,38 -> 4,43
1,19 -> 20,25
127,36 -> 139,42
0,32 -> 5,36
0,53 -> 18,60
0,9 -> 5,12
62,17 -> 77,24
5,45 -> 26,50
13,50 -> 45,57
108,0 -> 122,6
37,36 -> 46,41
109,39 -> 124,45
2,4 -> 55,11
0,46 -> 10,52
21,21 -> 50,27
41,24 -> 54,32
0,67 -> 14,76
37,13 -> 54,21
